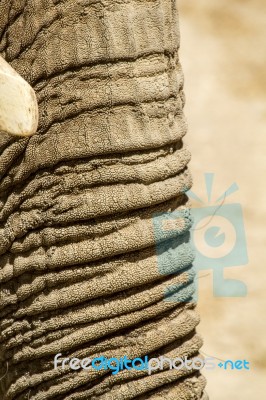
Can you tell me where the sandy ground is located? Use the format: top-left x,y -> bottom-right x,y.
178,0 -> 266,398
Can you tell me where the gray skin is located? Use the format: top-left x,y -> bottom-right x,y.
0,1 -> 207,399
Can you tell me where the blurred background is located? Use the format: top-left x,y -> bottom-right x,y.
178,0 -> 266,398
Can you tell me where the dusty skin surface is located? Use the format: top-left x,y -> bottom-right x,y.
0,2 -> 207,399
179,0 -> 266,399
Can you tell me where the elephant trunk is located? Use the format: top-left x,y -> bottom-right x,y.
0,1 -> 207,399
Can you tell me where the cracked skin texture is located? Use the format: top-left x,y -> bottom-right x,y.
0,0 -> 207,399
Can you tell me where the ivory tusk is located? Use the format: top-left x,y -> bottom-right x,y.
0,56 -> 38,137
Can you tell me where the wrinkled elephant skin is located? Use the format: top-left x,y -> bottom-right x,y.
0,1 -> 207,399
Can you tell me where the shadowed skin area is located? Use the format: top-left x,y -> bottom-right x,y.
0,1 -> 207,399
